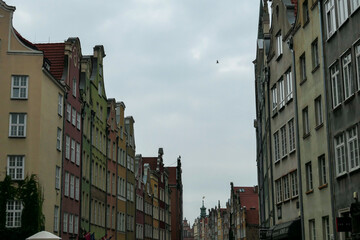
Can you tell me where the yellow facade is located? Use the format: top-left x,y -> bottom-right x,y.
0,1 -> 65,233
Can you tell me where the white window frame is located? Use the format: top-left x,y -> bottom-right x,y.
75,177 -> 80,201
276,32 -> 283,57
70,175 -> 75,199
11,75 -> 28,99
65,172 -> 69,197
65,136 -> 70,159
58,94 -> 63,116
356,44 -> 360,91
76,113 -> 81,130
303,107 -> 310,136
291,171 -> 298,197
342,53 -> 354,99
63,212 -> 68,233
9,113 -> 27,137
6,200 -> 22,228
7,155 -> 25,180
350,0 -> 360,12
331,63 -> 341,108
306,162 -> 313,191
309,219 -> 316,240
325,0 -> 336,37
72,78 -> 77,97
76,142 -> 80,166
335,134 -> 347,176
288,119 -> 296,152
280,125 -> 287,157
311,39 -> 319,69
72,108 -> 76,126
55,166 -> 61,190
57,128 -> 62,151
69,214 -> 73,234
315,96 -> 323,127
279,78 -> 285,108
283,175 -> 290,200
347,126 -> 359,171
337,0 -> 349,26
71,139 -> 75,163
74,215 -> 79,234
66,104 -> 71,122
272,85 -> 278,113
319,155 -> 327,186
276,179 -> 282,203
286,70 -> 293,101
300,53 -> 307,81
54,206 -> 59,232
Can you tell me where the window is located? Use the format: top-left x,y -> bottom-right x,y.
72,78 -> 77,97
337,0 -> 349,25
351,0 -> 360,11
335,134 -> 347,175
280,125 -> 287,157
6,200 -> 22,227
76,114 -> 81,130
72,108 -> 76,126
283,175 -> 290,200
322,216 -> 330,240
309,219 -> 316,240
98,82 -> 102,95
342,53 -> 354,99
315,96 -> 323,127
66,104 -> 71,122
291,171 -> 298,197
318,155 -> 327,186
58,94 -> 63,116
57,128 -> 62,150
74,215 -> 79,234
69,214 -> 73,233
65,172 -> 69,197
11,75 -> 28,99
274,131 -> 280,162
107,172 -> 110,193
9,113 -> 27,137
7,155 -> 24,180
276,179 -> 282,203
306,162 -> 313,191
279,78 -> 285,108
300,53 -> 307,81
71,140 -> 75,163
303,0 -> 309,24
65,136 -> 70,159
331,63 -> 342,108
63,212 -> 68,232
356,45 -> 360,91
54,206 -> 59,232
303,107 -> 310,136
311,39 -> 319,69
75,177 -> 80,200
272,85 -> 278,113
288,119 -> 296,152
347,126 -> 359,171
325,0 -> 336,37
55,166 -> 61,190
112,173 -> 116,196
286,69 -> 293,101
276,32 -> 283,57
70,175 -> 75,199
76,142 -> 80,166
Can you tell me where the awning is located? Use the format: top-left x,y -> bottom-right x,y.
26,231 -> 61,240
272,219 -> 301,240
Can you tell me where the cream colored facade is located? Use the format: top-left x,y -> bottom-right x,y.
293,0 -> 333,239
0,1 -> 65,233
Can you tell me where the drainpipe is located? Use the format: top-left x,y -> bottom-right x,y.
59,91 -> 67,238
89,110 -> 95,232
288,36 -> 305,240
318,1 -> 337,239
265,65 -> 276,227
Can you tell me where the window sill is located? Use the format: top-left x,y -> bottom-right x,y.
10,97 -> 28,100
349,166 -> 360,174
303,133 -> 310,139
274,159 -> 281,165
283,198 -> 291,204
300,78 -> 307,86
332,103 -> 342,112
318,183 -> 328,190
326,31 -> 337,42
303,20 -> 310,28
311,64 -> 320,74
315,123 -> 324,131
8,136 -> 26,138
276,53 -> 283,62
279,105 -> 285,112
272,111 -> 278,118
291,195 -> 299,200
306,189 -> 314,195
344,94 -> 355,104
289,149 -> 296,155
336,172 -> 347,179
286,97 -> 293,105
338,17 -> 350,31
282,154 -> 288,160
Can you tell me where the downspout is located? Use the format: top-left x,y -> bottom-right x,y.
105,125 -> 109,236
289,36 -> 305,240
265,65 -> 276,227
80,98 -> 85,238
59,91 -> 67,238
125,141 -> 128,240
318,1 -> 337,238
89,110 -> 95,232
116,136 -> 119,240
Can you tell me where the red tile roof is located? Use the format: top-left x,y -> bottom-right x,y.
142,157 -> 157,171
35,43 -> 65,80
234,186 -> 259,225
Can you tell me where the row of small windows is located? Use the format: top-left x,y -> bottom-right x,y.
271,69 -> 293,114
301,95 -> 324,138
273,118 -> 296,162
62,212 -> 79,234
275,170 -> 299,205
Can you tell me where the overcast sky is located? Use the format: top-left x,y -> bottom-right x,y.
10,0 -> 259,224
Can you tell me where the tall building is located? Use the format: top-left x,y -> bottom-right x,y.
321,0 -> 360,239
167,157 -> 183,240
292,0 -> 334,239
0,1 -> 65,233
135,154 -> 145,240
